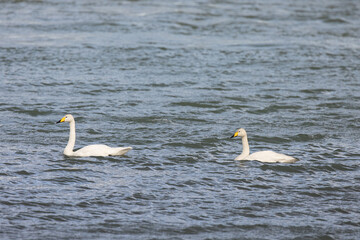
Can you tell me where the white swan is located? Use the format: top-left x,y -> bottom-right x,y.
56,114 -> 132,157
231,128 -> 298,163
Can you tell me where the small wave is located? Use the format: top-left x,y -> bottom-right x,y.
321,16 -> 349,24
43,176 -> 93,184
249,104 -> 303,114
170,101 -> 221,109
260,164 -> 306,173
4,106 -> 53,116
14,170 -> 34,175
300,88 -> 335,94
292,133 -> 326,142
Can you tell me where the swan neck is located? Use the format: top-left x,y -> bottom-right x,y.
242,135 -> 250,155
64,121 -> 75,155
236,135 -> 250,160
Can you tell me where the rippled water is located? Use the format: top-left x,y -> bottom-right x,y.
1,0 -> 360,239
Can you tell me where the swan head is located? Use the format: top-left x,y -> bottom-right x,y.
56,114 -> 74,124
231,128 -> 247,138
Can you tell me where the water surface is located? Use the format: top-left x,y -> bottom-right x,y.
1,0 -> 359,239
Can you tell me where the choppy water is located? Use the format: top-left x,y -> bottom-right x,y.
1,0 -> 360,239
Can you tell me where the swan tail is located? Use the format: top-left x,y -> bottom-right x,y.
285,157 -> 299,163
110,147 -> 132,156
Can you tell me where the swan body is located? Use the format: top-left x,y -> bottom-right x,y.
57,114 -> 132,157
231,128 -> 298,163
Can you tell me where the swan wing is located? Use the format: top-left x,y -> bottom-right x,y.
73,144 -> 132,157
246,151 -> 297,163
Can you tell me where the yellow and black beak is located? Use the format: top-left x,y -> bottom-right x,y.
230,131 -> 238,139
56,116 -> 66,124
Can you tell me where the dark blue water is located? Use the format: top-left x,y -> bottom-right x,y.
1,0 -> 360,239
